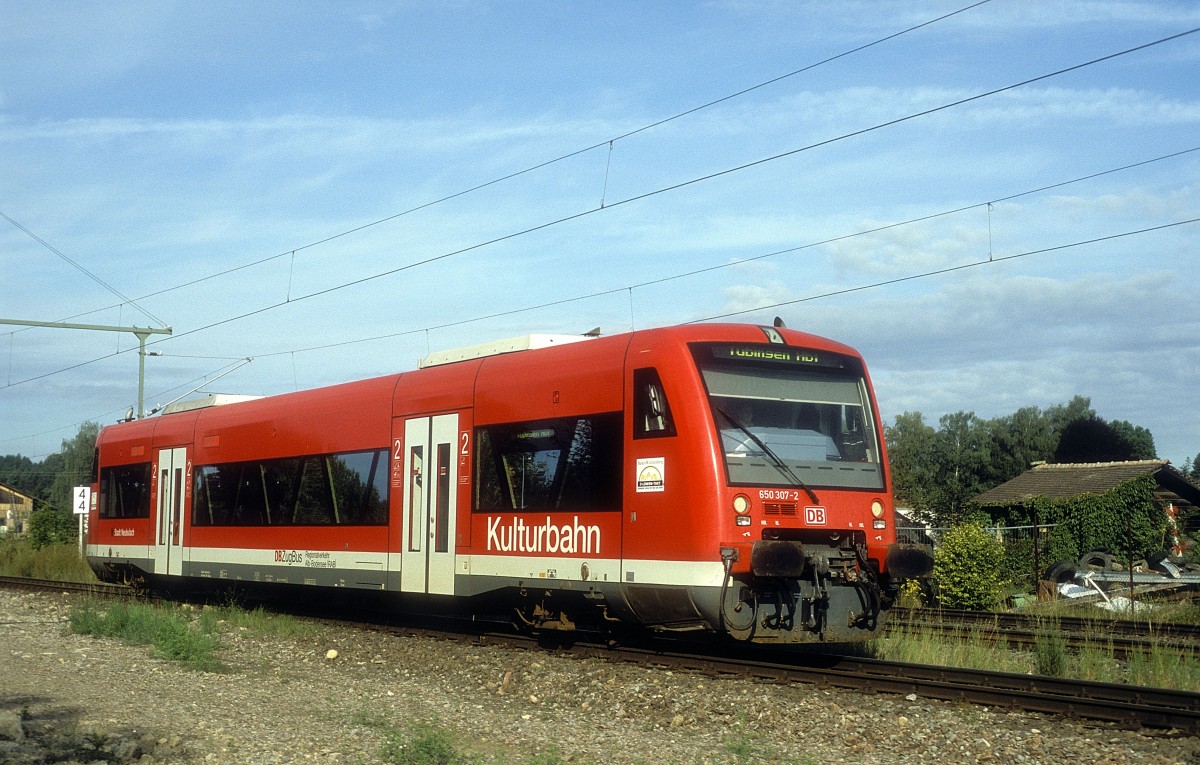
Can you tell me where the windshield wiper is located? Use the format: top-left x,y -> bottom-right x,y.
715,407 -> 820,505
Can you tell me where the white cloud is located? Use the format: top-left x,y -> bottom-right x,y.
2,0 -> 1196,465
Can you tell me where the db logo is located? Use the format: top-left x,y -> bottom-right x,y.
804,506 -> 827,526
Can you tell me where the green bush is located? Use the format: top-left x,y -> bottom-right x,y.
27,507 -> 77,549
933,523 -> 1006,610
979,475 -> 1169,569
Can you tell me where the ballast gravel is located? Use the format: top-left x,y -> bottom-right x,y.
0,589 -> 1196,765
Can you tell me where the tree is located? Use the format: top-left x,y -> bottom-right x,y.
0,453 -> 53,503
925,411 -> 992,526
47,422 -> 99,512
885,396 -> 1159,528
985,405 -> 1058,486
2,423 -> 98,546
1055,415 -> 1154,463
27,506 -> 77,549
884,411 -> 937,510
1109,420 -> 1156,460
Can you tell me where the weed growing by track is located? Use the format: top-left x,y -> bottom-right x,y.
873,618 -> 1200,691
874,621 -> 1029,674
69,600 -> 225,672
0,539 -> 97,581
351,711 -> 584,765
66,598 -> 322,673
1034,630 -> 1067,676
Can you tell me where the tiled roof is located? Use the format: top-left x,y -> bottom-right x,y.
973,460 -> 1200,506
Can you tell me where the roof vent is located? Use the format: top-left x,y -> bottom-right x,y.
419,334 -> 595,369
160,394 -> 262,415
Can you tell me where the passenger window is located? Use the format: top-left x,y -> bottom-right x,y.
633,368 -> 676,439
192,449 -> 389,526
475,413 -> 622,511
98,463 -> 152,519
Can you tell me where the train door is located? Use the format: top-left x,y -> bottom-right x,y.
152,447 -> 187,576
399,414 -> 458,595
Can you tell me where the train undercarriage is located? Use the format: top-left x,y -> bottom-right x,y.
507,538 -> 932,646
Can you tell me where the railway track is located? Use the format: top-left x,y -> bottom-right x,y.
0,574 -> 132,598
4,575 -> 1198,733
630,642 -> 1200,734
893,606 -> 1200,641
888,606 -> 1200,659
372,624 -> 1200,734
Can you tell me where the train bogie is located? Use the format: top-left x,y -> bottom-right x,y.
87,323 -> 931,645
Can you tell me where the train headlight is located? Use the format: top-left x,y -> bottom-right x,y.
870,500 -> 885,518
733,494 -> 752,526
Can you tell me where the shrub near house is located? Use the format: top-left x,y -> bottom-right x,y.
932,523 -> 1006,610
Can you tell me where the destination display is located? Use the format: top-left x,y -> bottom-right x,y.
708,345 -> 846,369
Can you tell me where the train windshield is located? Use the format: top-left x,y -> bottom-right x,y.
695,344 -> 885,491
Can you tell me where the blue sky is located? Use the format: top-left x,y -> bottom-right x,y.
2,1 -> 1198,469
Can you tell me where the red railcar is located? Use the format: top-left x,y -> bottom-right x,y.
87,323 -> 931,643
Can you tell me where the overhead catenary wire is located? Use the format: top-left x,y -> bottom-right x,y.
3,356 -> 268,458
127,26 -> 1200,347
3,135 -> 1196,394
3,23 -> 1196,450
9,210 -> 1195,459
5,140 -> 1192,401
690,218 -> 1200,324
0,210 -> 166,328
49,0 -> 995,324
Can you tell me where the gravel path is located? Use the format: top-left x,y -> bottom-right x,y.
0,588 -> 1196,765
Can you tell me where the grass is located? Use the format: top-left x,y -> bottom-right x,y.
69,600 -> 226,672
874,619 -> 1029,674
723,730 -> 809,765
1034,630 -> 1067,676
353,713 -> 587,765
379,720 -> 474,765
66,596 -> 329,674
874,609 -> 1200,691
1126,646 -> 1200,690
210,600 -> 323,640
23,525 -> 1190,692
0,539 -> 97,581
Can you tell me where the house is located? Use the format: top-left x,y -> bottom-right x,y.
975,460 -> 1200,515
0,482 -> 35,535
973,460 -> 1200,557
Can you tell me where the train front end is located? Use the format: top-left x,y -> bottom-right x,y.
684,326 -> 931,643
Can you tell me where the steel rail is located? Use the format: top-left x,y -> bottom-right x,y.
892,606 -> 1200,642
3,575 -> 1197,732
430,626 -> 1200,734
887,607 -> 1200,659
0,575 -> 131,598
586,642 -> 1200,734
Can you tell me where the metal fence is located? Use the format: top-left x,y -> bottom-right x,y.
898,524 -> 1059,590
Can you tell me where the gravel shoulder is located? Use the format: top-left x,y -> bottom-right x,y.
1,588 -> 1196,765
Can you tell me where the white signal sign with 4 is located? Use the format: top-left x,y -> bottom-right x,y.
73,486 -> 92,515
